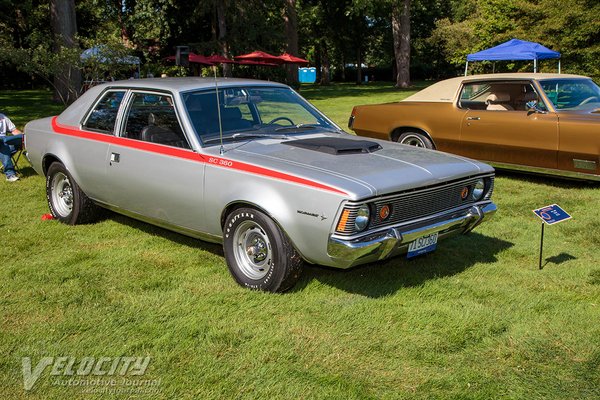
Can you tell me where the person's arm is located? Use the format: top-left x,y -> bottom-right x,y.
5,117 -> 21,135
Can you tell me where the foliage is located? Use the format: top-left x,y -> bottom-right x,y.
1,0 -> 599,87
429,0 -> 600,78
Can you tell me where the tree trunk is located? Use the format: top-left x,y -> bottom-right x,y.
392,0 -> 411,88
216,0 -> 231,77
50,0 -> 81,103
356,47 -> 362,85
320,41 -> 330,85
283,0 -> 299,86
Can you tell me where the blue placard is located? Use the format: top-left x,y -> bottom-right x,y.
532,204 -> 572,225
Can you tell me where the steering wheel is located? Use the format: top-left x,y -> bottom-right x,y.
579,96 -> 599,106
268,116 -> 294,126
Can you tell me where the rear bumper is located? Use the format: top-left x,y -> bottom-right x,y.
327,202 -> 496,268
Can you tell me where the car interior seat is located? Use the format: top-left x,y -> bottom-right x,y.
486,93 -> 514,111
221,107 -> 253,132
140,112 -> 188,148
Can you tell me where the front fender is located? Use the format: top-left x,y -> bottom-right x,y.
204,164 -> 346,265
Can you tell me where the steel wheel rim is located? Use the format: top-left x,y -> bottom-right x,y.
233,220 -> 272,280
400,134 -> 426,147
51,172 -> 73,217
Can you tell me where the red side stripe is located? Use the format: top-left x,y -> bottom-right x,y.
51,116 -> 347,195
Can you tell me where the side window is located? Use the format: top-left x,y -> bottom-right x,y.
83,91 -> 125,134
459,81 -> 541,111
123,93 -> 190,149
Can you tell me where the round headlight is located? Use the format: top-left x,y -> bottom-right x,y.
354,204 -> 370,232
472,178 -> 485,201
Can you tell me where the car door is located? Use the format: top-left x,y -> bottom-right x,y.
105,90 -> 206,232
458,80 -> 559,169
75,90 -> 127,201
537,78 -> 600,176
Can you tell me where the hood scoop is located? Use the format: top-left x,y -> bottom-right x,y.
283,137 -> 382,155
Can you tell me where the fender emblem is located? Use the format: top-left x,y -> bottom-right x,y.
297,210 -> 328,221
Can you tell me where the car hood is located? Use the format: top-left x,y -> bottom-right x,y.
218,133 -> 493,200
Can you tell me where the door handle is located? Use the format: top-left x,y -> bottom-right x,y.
110,152 -> 120,164
466,116 -> 480,121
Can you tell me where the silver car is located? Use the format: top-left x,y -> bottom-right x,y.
25,78 -> 496,292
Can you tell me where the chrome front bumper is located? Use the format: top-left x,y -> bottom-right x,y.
327,202 -> 497,268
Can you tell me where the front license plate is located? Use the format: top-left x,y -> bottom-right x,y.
407,233 -> 438,258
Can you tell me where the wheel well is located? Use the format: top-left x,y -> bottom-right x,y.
221,201 -> 275,230
42,155 -> 62,176
390,127 -> 436,149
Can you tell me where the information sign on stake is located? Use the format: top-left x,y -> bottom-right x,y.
532,204 -> 572,269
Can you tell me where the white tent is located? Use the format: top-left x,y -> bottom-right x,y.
80,45 -> 140,66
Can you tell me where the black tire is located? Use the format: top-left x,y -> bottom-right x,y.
46,162 -> 100,225
396,131 -> 434,149
223,207 -> 303,292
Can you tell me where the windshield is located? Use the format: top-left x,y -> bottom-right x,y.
182,86 -> 338,145
538,78 -> 600,110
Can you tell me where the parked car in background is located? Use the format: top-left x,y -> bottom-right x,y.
25,78 -> 496,292
349,73 -> 600,181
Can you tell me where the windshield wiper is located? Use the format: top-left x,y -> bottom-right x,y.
202,132 -> 288,145
231,132 -> 289,140
274,123 -> 340,133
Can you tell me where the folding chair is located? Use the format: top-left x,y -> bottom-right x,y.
0,136 -> 24,176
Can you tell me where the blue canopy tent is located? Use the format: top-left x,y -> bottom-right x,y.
465,39 -> 561,75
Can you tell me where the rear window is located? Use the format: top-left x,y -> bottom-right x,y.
83,91 -> 125,134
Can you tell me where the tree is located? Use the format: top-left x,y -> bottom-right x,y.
392,0 -> 411,87
283,0 -> 299,85
50,0 -> 81,103
216,0 -> 232,77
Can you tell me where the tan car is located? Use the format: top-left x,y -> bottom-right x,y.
349,73 -> 600,181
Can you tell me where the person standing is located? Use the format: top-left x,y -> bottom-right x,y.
0,113 -> 23,182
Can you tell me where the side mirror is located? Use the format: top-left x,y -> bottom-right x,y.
526,100 -> 547,114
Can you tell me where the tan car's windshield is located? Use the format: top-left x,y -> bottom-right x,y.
539,78 -> 600,110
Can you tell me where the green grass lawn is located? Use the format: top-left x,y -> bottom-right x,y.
1,84 -> 599,399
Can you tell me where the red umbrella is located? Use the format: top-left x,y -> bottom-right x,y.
206,54 -> 236,64
165,52 -> 214,65
235,59 -> 279,67
234,51 -> 285,65
278,53 -> 309,66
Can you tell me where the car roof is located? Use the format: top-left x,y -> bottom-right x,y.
404,73 -> 591,103
89,77 -> 289,94
57,77 -> 291,127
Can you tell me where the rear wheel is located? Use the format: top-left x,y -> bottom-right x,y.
223,207 -> 303,292
46,162 -> 100,225
396,131 -> 434,149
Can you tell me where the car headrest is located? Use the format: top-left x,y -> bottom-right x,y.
486,93 -> 511,104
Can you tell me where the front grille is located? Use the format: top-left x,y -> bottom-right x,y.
335,176 -> 493,236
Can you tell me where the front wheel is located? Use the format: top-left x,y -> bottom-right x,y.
46,162 -> 100,225
223,207 -> 303,292
396,131 -> 434,149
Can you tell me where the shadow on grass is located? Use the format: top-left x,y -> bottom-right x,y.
293,232 -> 513,297
543,252 -> 577,267
300,81 -> 430,101
108,213 -> 224,257
99,212 -> 511,297
16,165 -> 38,178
